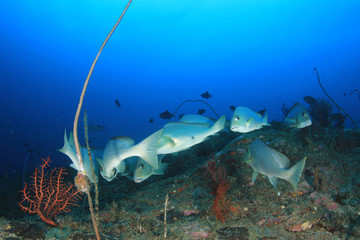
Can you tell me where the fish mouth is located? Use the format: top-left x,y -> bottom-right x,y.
230,126 -> 240,131
100,169 -> 117,182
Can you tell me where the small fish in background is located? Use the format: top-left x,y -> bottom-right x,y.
303,96 -> 318,105
257,109 -> 267,116
201,91 -> 212,99
284,102 -> 312,129
88,124 -> 106,132
229,105 -> 236,112
230,106 -> 270,133
149,118 -> 154,123
115,99 -> 121,108
245,139 -> 306,191
197,109 -> 205,115
159,110 -> 174,120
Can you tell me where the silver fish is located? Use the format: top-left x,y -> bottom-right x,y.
284,102 -> 312,128
58,131 -> 99,183
157,115 -> 225,154
245,139 -> 306,191
99,130 -> 162,181
230,106 -> 270,133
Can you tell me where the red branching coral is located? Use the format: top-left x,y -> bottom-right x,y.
19,157 -> 81,227
212,180 -> 230,223
204,159 -> 231,222
204,159 -> 227,195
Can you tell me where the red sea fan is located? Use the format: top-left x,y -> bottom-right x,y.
19,157 -> 81,227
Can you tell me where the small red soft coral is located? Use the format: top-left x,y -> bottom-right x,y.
19,157 -> 81,227
212,180 -> 230,223
204,159 -> 231,222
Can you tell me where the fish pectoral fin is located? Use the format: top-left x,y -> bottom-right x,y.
152,163 -> 168,175
252,171 -> 258,183
158,135 -> 176,149
268,176 -> 277,189
285,118 -> 296,123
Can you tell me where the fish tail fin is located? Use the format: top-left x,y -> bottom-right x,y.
133,129 -> 162,169
284,157 -> 307,191
211,115 -> 226,134
58,130 -> 80,170
263,114 -> 271,126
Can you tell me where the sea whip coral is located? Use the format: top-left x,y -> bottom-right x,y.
19,157 -> 81,226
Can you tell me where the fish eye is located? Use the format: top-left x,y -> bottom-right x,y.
111,168 -> 116,175
236,116 -> 240,120
140,164 -> 144,169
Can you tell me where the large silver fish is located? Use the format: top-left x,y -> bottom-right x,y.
230,107 -> 270,133
157,115 -> 226,154
100,130 -> 162,181
284,102 -> 312,128
245,139 -> 306,191
58,131 -> 99,183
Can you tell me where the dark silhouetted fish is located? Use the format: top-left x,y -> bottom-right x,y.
230,105 -> 236,112
201,91 -> 212,99
115,99 -> 121,108
149,118 -> 154,123
257,109 -> 267,116
197,109 -> 205,115
88,124 -> 106,132
159,110 -> 174,120
303,96 -> 318,105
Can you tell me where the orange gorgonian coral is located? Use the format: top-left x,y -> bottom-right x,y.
19,157 -> 81,226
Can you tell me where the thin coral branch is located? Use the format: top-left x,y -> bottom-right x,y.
313,67 -> 357,128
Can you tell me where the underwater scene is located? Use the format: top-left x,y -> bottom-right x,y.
1,0 -> 360,239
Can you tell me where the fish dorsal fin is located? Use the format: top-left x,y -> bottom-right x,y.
158,135 -> 176,149
165,122 -> 210,129
288,102 -> 302,112
110,136 -> 135,146
269,148 -> 290,168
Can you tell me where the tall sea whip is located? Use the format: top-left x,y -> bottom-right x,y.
72,1 -> 133,239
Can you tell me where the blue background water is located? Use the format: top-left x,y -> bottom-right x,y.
0,0 -> 359,176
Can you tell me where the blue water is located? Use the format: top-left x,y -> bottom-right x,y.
0,0 -> 359,175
